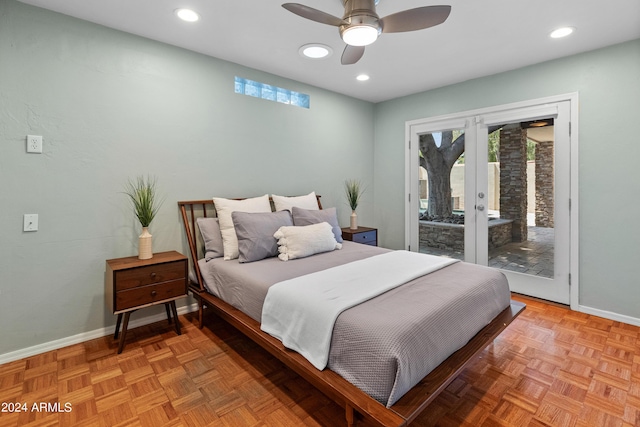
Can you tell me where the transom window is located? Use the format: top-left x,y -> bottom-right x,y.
234,77 -> 310,109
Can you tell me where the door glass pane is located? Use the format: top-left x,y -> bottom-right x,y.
487,120 -> 555,278
418,129 -> 465,260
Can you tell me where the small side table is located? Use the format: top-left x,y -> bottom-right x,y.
341,226 -> 378,246
105,251 -> 188,353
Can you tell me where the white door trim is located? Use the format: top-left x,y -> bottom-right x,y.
405,93 -> 579,309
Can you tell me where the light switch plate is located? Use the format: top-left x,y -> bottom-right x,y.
24,214 -> 38,231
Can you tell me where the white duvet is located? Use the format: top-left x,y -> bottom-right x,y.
260,250 -> 458,370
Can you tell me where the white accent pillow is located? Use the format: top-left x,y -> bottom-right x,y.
274,222 -> 342,261
272,191 -> 319,212
213,194 -> 271,260
292,206 -> 343,243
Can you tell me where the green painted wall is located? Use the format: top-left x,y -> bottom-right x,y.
0,0 -> 374,356
2,0 -> 639,359
373,38 -> 640,319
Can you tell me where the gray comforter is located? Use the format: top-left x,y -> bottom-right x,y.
198,242 -> 510,407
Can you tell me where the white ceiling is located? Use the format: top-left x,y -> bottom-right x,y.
18,0 -> 640,103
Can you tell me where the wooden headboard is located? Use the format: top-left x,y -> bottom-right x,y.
177,195 -> 323,296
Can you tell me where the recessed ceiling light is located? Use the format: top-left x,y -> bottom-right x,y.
356,74 -> 370,81
175,8 -> 200,22
550,27 -> 575,39
299,44 -> 332,59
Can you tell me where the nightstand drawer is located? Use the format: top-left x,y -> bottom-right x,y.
115,279 -> 186,311
115,261 -> 185,291
352,230 -> 377,245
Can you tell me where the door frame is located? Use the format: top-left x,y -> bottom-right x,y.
405,93 -> 579,310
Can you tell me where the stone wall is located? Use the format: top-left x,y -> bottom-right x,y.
419,219 -> 514,251
499,124 -> 528,241
489,220 -> 514,249
535,140 -> 554,227
420,222 -> 464,251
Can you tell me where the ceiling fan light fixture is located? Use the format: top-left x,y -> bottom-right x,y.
175,8 -> 199,22
299,44 -> 332,59
341,25 -> 379,46
281,1 -> 452,65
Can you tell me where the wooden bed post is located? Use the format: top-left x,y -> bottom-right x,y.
346,404 -> 355,427
178,200 -> 212,329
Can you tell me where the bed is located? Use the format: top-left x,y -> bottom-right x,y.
178,195 -> 525,427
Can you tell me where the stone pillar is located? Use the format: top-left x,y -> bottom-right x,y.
535,140 -> 554,227
499,124 -> 528,242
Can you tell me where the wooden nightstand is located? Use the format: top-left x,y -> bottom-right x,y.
105,250 -> 188,353
341,226 -> 378,246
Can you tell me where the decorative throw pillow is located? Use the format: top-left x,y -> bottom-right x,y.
271,191 -> 319,212
274,222 -> 342,261
291,206 -> 343,243
213,194 -> 271,260
232,210 -> 293,263
196,217 -> 224,261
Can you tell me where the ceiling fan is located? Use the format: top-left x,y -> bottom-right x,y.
282,0 -> 451,65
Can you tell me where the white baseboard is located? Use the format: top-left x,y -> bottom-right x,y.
4,301 -> 638,366
0,303 -> 198,365
577,304 -> 640,327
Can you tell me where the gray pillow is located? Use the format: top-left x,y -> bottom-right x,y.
196,217 -> 224,261
291,206 -> 343,243
232,210 -> 293,263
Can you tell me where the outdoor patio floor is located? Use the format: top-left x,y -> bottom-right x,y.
419,225 -> 555,278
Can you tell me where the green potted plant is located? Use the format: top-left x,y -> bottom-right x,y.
344,179 -> 364,230
124,175 -> 163,259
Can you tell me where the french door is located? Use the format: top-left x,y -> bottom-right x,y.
406,95 -> 578,305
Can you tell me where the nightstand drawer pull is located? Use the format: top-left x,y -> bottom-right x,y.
151,290 -> 157,297
150,272 -> 157,278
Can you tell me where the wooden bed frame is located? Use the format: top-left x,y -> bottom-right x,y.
178,197 -> 526,427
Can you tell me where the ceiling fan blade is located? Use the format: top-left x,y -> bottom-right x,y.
341,45 -> 365,65
380,5 -> 451,33
282,3 -> 345,27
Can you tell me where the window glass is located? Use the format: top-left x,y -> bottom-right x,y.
234,76 -> 309,109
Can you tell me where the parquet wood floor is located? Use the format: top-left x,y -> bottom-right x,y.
1,294 -> 639,427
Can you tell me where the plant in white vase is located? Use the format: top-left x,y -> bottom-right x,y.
123,175 -> 163,259
344,179 -> 364,230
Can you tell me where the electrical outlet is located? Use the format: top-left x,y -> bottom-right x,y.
26,135 -> 43,153
24,214 -> 39,231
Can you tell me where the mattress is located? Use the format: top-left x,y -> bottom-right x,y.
197,241 -> 510,406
